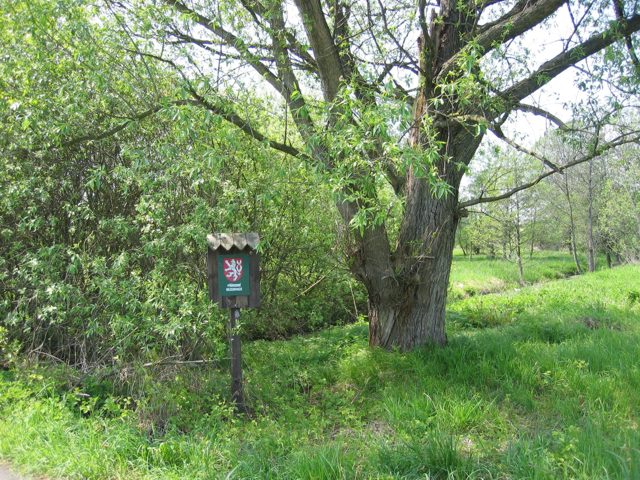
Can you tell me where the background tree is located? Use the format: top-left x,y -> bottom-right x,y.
599,142 -> 640,263
460,147 -> 541,283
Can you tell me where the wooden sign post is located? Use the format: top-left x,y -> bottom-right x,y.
206,233 -> 260,413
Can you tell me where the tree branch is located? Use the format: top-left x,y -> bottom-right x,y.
460,131 -> 640,208
438,0 -> 566,81
514,103 -> 568,129
237,0 -> 319,71
478,0 -> 562,38
490,125 -> 561,171
160,0 -> 286,94
612,0 -> 640,72
497,13 -> 640,109
477,0 -> 566,50
293,0 -> 345,101
23,96 -> 300,159
190,94 -> 302,157
375,0 -> 422,76
264,0 -> 317,141
40,100 -> 191,151
123,48 -> 303,158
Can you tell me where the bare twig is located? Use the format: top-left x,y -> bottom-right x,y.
295,274 -> 328,298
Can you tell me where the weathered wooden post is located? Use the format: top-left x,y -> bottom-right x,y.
206,233 -> 261,413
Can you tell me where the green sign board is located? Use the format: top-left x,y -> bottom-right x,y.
218,253 -> 251,296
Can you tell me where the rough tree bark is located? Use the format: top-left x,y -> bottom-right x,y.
366,181 -> 463,348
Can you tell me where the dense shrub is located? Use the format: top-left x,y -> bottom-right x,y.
0,108 -> 360,369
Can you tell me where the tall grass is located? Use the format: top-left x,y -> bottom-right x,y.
1,265 -> 639,479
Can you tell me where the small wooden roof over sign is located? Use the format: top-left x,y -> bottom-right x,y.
207,232 -> 260,251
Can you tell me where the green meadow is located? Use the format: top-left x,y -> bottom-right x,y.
449,250 -> 600,299
1,260 -> 639,479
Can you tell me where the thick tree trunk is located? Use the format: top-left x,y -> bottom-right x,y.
367,194 -> 459,350
341,0 -> 480,351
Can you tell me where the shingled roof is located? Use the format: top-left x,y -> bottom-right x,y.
207,232 -> 260,251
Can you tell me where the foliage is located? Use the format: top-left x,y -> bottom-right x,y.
0,0 -> 165,152
4,0 -> 640,352
460,122 -> 640,274
0,0 -> 369,367
598,143 -> 640,262
458,148 -> 541,263
1,99 -> 357,370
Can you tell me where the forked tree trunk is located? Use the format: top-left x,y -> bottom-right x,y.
336,0 -> 481,351
367,194 -> 459,350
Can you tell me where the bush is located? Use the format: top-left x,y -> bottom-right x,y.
0,108 -> 357,370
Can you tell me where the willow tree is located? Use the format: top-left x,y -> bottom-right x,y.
104,0 -> 640,350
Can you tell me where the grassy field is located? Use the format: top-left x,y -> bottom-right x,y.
1,264 -> 639,479
449,250 -> 602,299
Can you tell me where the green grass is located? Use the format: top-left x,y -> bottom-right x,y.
1,265 -> 640,479
449,250 -> 603,299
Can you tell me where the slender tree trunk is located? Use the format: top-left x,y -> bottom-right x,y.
529,203 -> 537,259
516,232 -> 525,286
515,194 -> 525,286
587,159 -> 596,272
459,241 -> 467,257
569,215 -> 581,273
563,173 -> 582,274
512,159 -> 525,285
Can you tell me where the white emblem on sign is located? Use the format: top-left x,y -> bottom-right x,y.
223,258 -> 244,282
